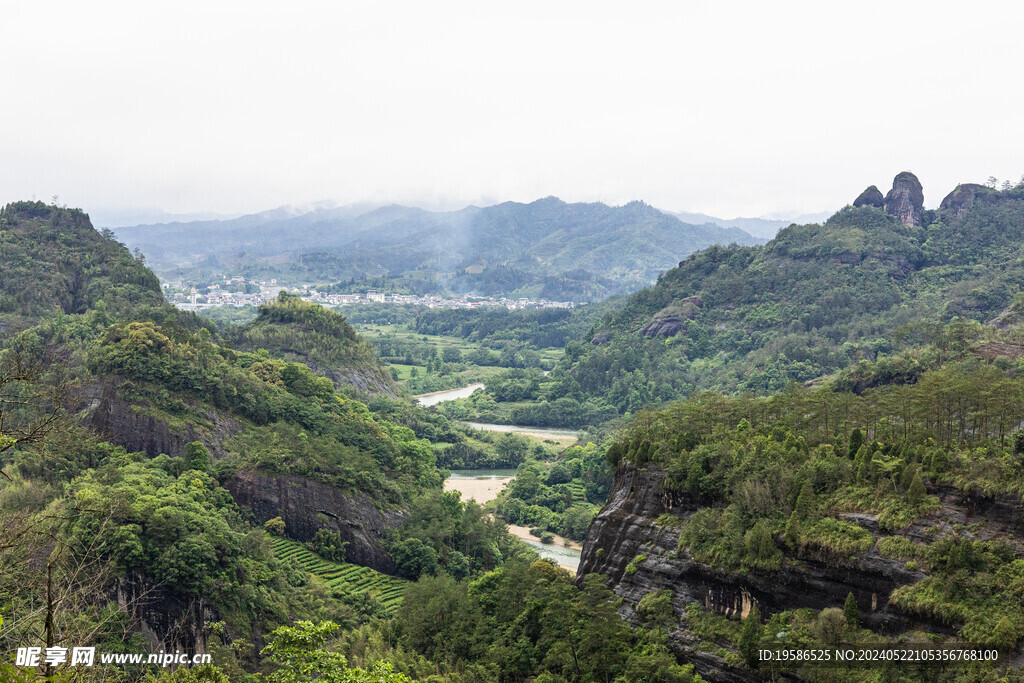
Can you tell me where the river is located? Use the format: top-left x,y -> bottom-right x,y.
444,469 -> 582,572
414,384 -> 579,441
414,383 -> 485,406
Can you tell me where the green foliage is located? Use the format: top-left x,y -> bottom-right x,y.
876,535 -> 924,560
393,560 -> 673,680
56,456 -> 356,635
908,469 -> 926,505
388,489 -> 519,577
184,441 -> 211,472
552,190 -> 1024,414
737,604 -> 763,667
890,538 -> 1024,647
0,202 -> 170,335
794,480 -> 817,519
411,304 -> 619,352
390,538 -> 439,580
88,318 -> 441,503
227,293 -> 395,396
265,516 -> 287,536
268,536 -> 406,615
310,528 -> 349,563
495,444 -> 611,542
261,621 -> 413,682
843,592 -> 859,627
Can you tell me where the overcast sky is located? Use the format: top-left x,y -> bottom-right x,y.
3,1 -> 1022,222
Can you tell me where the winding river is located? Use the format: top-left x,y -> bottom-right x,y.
419,383 -> 585,571
414,384 -> 579,441
444,470 -> 582,572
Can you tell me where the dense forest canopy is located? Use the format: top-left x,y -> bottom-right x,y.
0,201 -> 168,334
10,177 -> 1024,681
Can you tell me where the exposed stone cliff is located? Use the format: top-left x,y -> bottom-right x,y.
883,172 -> 925,227
940,183 -> 997,219
225,470 -> 401,572
86,377 -> 239,458
641,297 -> 704,338
577,463 -> 1022,680
115,574 -> 214,655
309,362 -> 399,398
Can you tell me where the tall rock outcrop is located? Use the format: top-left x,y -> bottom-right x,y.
940,183 -> 994,219
883,171 -> 924,226
853,185 -> 885,208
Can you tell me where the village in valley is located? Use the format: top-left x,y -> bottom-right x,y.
165,276 -> 576,312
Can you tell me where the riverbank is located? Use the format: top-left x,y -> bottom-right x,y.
462,421 -> 579,448
505,523 -> 582,552
444,470 -> 581,572
414,383 -> 485,406
442,469 -> 515,504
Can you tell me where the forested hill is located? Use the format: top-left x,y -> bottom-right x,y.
554,172 -> 1024,413
227,292 -> 399,396
112,197 -> 762,301
0,201 -> 167,334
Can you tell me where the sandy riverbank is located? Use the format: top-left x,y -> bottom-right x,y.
505,523 -> 583,552
443,472 -> 514,504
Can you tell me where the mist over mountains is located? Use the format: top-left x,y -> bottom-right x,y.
669,209 -> 833,239
111,198 -> 766,301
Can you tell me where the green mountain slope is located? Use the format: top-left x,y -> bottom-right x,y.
553,174 -> 1024,414
0,201 -> 166,334
227,293 -> 399,396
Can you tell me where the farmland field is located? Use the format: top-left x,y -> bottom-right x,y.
268,535 -> 407,614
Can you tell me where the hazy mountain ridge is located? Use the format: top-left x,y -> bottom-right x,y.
668,209 -> 834,239
112,197 -> 764,301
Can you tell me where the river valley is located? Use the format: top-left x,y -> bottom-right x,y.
443,469 -> 582,572
421,384 -> 584,571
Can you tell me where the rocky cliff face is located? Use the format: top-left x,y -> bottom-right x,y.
641,297 -> 704,338
577,463 -> 1018,681
940,183 -> 996,219
85,377 -> 239,458
115,574 -> 214,655
308,362 -> 399,398
225,470 -> 401,572
883,172 -> 925,226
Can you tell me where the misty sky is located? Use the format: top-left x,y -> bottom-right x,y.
3,1 -> 1022,222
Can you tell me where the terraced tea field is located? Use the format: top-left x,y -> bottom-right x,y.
269,535 -> 406,613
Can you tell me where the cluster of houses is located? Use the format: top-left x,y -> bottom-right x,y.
167,278 -> 575,312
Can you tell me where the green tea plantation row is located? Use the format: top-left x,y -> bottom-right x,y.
268,535 -> 407,614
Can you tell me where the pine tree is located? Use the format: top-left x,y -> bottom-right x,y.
908,471 -> 926,506
795,480 -> 817,520
843,592 -> 859,627
784,511 -> 802,548
738,603 -> 763,667
847,428 -> 864,459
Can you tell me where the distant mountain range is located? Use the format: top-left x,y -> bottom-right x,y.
111,198 -> 768,301
669,210 -> 833,239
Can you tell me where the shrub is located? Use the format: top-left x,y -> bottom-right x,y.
264,517 -> 287,536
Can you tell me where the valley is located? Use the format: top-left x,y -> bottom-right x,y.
9,3 -> 1023,680
7,173 -> 1024,681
